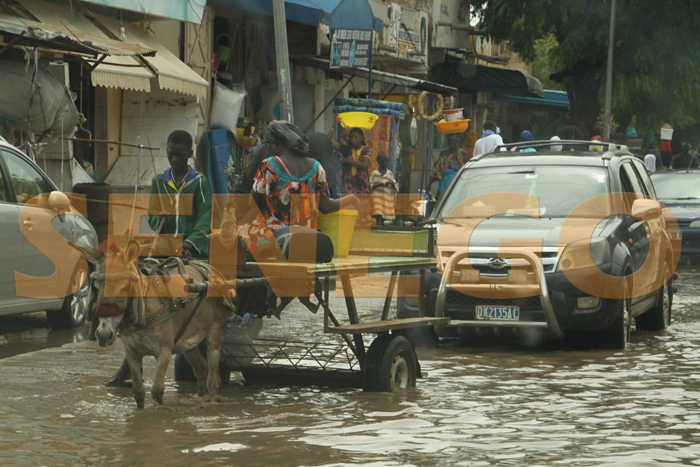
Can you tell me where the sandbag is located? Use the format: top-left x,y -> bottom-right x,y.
210,81 -> 246,137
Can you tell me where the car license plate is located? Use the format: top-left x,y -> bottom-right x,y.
475,305 -> 520,320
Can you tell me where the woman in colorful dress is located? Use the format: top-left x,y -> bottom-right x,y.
238,120 -> 363,258
329,122 -> 373,224
429,133 -> 467,199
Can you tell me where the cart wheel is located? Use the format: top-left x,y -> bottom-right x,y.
363,334 -> 417,392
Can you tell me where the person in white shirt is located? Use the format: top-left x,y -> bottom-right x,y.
644,153 -> 657,173
473,120 -> 504,157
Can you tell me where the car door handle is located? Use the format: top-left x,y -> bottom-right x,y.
23,220 -> 35,230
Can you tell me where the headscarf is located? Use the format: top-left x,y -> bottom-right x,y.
550,135 -> 562,152
263,120 -> 309,157
520,130 -> 534,142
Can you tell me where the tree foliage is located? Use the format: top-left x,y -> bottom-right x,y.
470,0 -> 700,138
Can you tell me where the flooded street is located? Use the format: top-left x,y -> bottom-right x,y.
3,269 -> 700,466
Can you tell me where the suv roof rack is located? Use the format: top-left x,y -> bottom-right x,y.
486,140 -> 627,157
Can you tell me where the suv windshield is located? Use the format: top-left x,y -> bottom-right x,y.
437,166 -> 610,220
651,173 -> 700,199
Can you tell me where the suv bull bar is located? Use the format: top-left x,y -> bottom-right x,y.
434,247 -> 564,339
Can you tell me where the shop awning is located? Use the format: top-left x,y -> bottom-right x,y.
78,0 -> 205,24
491,90 -> 569,109
293,56 -> 458,95
212,0 -> 341,27
439,61 -> 545,98
0,0 -> 207,97
93,13 -> 208,97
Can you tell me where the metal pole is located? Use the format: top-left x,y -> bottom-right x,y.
272,0 -> 294,123
603,0 -> 616,142
368,31 -> 374,99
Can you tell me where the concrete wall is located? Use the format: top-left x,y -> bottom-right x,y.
149,20 -> 182,59
104,84 -> 198,190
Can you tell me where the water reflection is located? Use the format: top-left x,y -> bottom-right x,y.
1,269 -> 700,465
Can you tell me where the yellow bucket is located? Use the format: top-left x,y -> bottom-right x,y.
318,209 -> 358,257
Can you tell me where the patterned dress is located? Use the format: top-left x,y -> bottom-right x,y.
341,145 -> 372,195
431,150 -> 467,182
237,158 -> 328,255
431,149 -> 467,197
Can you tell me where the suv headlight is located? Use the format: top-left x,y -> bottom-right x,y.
556,237 -> 609,272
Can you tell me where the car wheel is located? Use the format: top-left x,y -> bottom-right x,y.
46,263 -> 90,329
601,276 -> 631,349
636,264 -> 672,331
362,334 -> 417,392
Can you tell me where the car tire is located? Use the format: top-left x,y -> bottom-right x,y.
362,334 -> 417,392
601,275 -> 631,349
636,264 -> 673,331
46,263 -> 91,329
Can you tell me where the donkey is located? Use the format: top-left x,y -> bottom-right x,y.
74,241 -> 232,409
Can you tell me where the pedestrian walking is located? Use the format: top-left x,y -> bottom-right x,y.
473,121 -> 504,157
644,153 -> 657,173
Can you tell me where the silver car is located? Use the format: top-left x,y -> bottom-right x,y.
0,138 -> 97,328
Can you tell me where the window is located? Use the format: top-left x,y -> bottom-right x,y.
620,163 -> 645,195
632,159 -> 656,198
2,150 -> 51,204
0,163 -> 8,202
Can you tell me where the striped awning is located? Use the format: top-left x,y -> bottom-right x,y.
0,0 -> 207,97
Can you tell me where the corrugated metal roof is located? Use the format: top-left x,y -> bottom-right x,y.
0,1 -> 207,97
0,14 -> 156,57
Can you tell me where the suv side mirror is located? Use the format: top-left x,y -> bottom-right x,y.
631,198 -> 661,221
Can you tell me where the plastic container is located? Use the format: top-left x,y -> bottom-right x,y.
318,209 -> 358,257
338,112 -> 378,130
442,108 -> 463,121
215,34 -> 232,67
435,119 -> 470,135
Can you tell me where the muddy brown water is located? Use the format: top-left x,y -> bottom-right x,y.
2,269 -> 700,466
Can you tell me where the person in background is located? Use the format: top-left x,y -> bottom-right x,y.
644,153 -> 658,173
103,129 -> 213,388
330,120 -> 373,223
671,142 -> 700,169
370,153 -> 398,226
519,130 -> 537,152
590,135 -> 604,152
430,133 -> 467,199
550,135 -> 563,151
473,120 -> 504,157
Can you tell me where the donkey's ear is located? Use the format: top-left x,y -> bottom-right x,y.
124,240 -> 141,265
68,242 -> 106,265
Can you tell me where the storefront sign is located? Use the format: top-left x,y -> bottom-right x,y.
330,28 -> 373,69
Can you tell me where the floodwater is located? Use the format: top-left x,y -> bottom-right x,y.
3,269 -> 700,466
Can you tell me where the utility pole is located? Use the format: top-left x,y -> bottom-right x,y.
272,0 -> 294,123
603,0 -> 616,142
